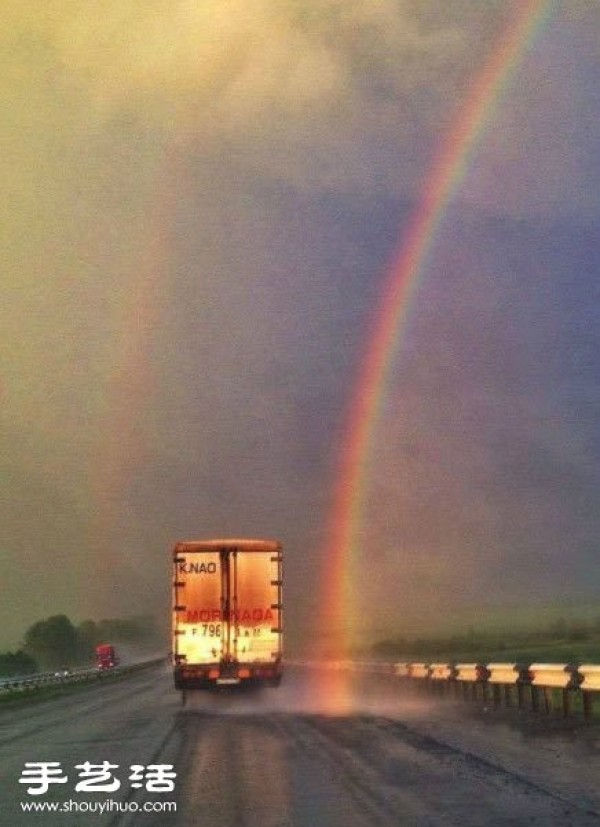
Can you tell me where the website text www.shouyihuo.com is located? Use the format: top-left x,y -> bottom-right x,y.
20,798 -> 177,815
16,760 -> 177,815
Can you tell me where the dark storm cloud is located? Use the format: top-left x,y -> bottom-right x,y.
2,1 -> 600,648
360,209 -> 600,633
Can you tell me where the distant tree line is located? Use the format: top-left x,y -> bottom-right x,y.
372,616 -> 600,659
0,650 -> 37,677
0,614 -> 160,675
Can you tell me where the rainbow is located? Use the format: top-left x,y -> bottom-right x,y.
322,0 -> 553,655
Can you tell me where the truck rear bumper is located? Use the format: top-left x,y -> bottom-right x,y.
174,663 -> 282,690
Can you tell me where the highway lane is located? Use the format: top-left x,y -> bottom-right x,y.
1,664 -> 600,826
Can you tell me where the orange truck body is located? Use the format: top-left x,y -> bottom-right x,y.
172,538 -> 283,689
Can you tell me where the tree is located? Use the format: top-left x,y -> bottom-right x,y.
76,620 -> 100,662
96,615 -> 158,645
23,615 -> 79,668
0,649 -> 37,676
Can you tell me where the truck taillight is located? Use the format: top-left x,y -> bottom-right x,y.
181,667 -> 205,679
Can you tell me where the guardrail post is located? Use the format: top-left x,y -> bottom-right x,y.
492,684 -> 501,707
577,666 -> 600,722
542,687 -> 552,715
528,663 -> 578,717
531,685 -> 539,711
504,685 -> 512,707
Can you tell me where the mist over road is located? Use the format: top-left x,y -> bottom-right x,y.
1,664 -> 600,826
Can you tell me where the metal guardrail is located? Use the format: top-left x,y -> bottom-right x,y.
487,662 -> 526,684
455,663 -> 487,683
0,658 -> 163,697
529,662 -> 578,688
579,664 -> 600,691
389,660 -> 600,721
407,662 -> 430,680
0,667 -> 98,692
290,659 -> 600,722
429,663 -> 455,681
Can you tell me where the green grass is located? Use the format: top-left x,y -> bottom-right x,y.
372,622 -> 600,666
393,642 -> 600,665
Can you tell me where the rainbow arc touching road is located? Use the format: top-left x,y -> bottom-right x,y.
321,0 -> 554,659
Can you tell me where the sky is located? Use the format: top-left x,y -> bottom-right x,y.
1,1 -> 600,652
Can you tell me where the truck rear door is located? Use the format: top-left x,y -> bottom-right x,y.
174,549 -> 224,665
231,548 -> 282,664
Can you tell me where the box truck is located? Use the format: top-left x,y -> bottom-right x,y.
95,644 -> 119,669
172,538 -> 283,697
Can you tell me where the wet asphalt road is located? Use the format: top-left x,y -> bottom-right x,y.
1,663 -> 600,826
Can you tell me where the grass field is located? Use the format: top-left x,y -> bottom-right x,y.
372,618 -> 600,665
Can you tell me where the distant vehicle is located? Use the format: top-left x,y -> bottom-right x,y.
54,667 -> 70,677
95,644 -> 119,669
172,538 -> 283,697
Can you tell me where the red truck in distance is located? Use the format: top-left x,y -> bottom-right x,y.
95,644 -> 120,669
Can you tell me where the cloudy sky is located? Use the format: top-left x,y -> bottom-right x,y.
2,1 -> 599,651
